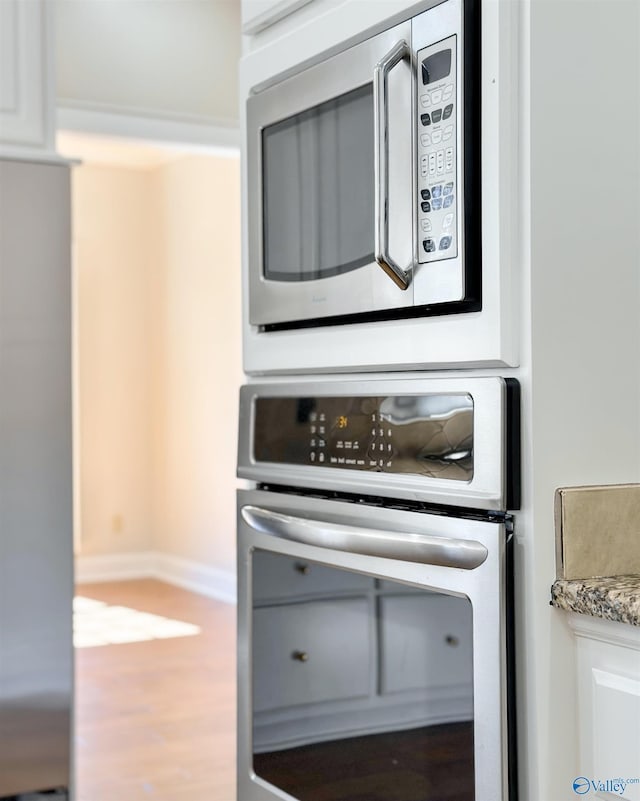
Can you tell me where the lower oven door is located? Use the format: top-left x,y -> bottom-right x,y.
237,488 -> 514,801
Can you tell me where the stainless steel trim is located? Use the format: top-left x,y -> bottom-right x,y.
374,39 -> 412,290
242,504 -> 488,569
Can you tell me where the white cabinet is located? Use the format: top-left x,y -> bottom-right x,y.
570,614 -> 640,801
0,0 -> 55,155
241,0 -> 314,36
380,594 -> 473,695
253,552 -> 373,602
253,599 -> 371,711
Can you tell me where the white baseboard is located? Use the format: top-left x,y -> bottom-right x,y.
154,552 -> 237,605
75,550 -> 237,605
75,551 -> 156,584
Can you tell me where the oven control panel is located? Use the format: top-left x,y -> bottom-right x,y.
253,394 -> 474,482
416,34 -> 458,265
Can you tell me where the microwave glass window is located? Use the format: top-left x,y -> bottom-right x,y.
252,550 -> 475,801
262,84 -> 375,282
421,49 -> 452,85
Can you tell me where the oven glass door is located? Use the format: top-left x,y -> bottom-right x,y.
238,489 -> 512,801
252,549 -> 475,801
247,21 -> 413,327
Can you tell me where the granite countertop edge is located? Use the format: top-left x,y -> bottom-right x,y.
550,574 -> 640,626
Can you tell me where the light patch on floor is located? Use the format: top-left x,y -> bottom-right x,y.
73,596 -> 202,648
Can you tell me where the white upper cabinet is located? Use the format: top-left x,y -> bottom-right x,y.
0,0 -> 55,155
242,0 -> 314,35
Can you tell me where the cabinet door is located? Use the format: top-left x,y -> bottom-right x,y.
0,0 -> 52,150
253,598 -> 371,712
574,619 -> 640,801
253,549 -> 373,603
380,594 -> 473,694
241,0 -> 313,35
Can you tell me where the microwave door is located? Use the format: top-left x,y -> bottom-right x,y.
247,21 -> 414,328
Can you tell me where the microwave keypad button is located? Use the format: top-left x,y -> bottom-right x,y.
445,147 -> 454,172
421,219 -> 432,233
428,153 -> 437,175
443,195 -> 454,209
431,130 -> 443,144
436,151 -> 445,174
421,188 -> 431,201
443,103 -> 454,120
421,113 -> 431,126
423,238 -> 436,253
432,197 -> 443,211
431,89 -> 443,104
431,108 -> 443,124
439,236 -> 453,251
431,185 -> 442,199
443,213 -> 454,229
421,201 -> 431,213
443,182 -> 454,195
442,83 -> 454,101
420,133 -> 431,147
420,93 -> 431,107
443,125 -> 454,141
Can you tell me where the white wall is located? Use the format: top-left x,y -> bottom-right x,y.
72,152 -> 242,591
73,163 -> 158,556
152,155 -> 242,576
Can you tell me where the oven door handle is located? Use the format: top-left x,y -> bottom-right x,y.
241,505 -> 488,570
374,39 -> 413,291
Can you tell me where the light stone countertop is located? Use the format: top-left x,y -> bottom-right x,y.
551,575 -> 640,627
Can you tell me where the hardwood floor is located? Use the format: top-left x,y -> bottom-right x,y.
75,580 -> 236,801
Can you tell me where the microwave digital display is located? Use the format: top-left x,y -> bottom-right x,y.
421,48 -> 452,85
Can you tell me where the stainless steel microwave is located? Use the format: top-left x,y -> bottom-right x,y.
246,0 -> 480,331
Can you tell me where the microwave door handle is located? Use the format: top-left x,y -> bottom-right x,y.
241,505 -> 488,570
374,40 -> 412,291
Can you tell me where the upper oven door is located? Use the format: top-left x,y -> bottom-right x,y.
247,20 -> 414,327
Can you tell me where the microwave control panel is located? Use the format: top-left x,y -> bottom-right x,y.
416,34 -> 458,265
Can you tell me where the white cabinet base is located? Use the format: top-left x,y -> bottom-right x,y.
570,614 -> 640,801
